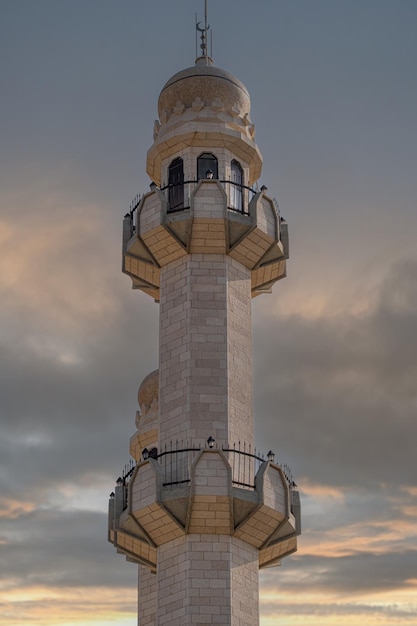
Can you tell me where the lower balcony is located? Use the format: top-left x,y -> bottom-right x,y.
108,442 -> 301,571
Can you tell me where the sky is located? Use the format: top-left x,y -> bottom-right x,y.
1,0 -> 416,625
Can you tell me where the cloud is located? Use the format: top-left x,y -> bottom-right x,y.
259,599 -> 417,624
0,508 -> 136,590
0,2 -> 416,625
0,586 -> 136,626
253,257 -> 417,489
2,180 -> 416,625
0,204 -> 118,342
261,550 -> 417,596
0,169 -> 157,625
0,170 -> 159,501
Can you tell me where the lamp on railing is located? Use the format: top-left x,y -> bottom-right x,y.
267,450 -> 275,462
150,181 -> 157,189
260,185 -> 268,192
116,476 -> 123,487
142,448 -> 149,460
148,447 -> 158,459
109,492 -> 115,499
207,436 -> 215,449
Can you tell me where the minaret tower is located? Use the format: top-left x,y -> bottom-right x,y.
109,6 -> 300,625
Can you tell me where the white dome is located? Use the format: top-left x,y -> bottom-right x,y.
158,58 -> 251,120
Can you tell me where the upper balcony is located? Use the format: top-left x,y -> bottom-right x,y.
122,179 -> 289,301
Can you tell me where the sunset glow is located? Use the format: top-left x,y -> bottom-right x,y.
1,0 -> 416,624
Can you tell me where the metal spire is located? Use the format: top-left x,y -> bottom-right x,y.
196,0 -> 211,63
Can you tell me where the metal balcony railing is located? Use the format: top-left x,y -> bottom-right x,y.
160,180 -> 256,215
115,441 -> 295,512
124,180 -> 258,233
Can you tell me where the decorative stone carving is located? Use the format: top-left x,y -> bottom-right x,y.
173,100 -> 185,116
211,97 -> 224,112
191,97 -> 204,111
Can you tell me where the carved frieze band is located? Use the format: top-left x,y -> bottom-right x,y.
154,96 -> 255,139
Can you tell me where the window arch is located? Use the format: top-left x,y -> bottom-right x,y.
197,153 -> 218,181
230,159 -> 243,211
168,157 -> 184,211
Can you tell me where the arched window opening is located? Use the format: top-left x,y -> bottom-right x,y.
197,153 -> 218,181
230,160 -> 243,211
168,157 -> 184,211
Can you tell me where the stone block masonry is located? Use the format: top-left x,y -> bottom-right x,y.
159,253 -> 253,448
157,535 -> 259,625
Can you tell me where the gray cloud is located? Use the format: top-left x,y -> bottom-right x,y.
1,207 -> 416,610
0,508 -> 136,589
260,600 -> 416,621
253,258 -> 417,489
1,2 -> 417,623
261,549 -> 417,595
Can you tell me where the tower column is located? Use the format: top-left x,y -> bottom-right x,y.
108,16 -> 300,625
157,535 -> 259,626
159,253 -> 253,448
138,565 -> 157,625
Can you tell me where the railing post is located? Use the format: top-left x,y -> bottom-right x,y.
114,477 -> 125,522
122,214 -> 133,251
108,492 -> 115,533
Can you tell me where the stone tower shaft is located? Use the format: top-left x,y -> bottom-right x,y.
159,252 -> 253,448
109,48 -> 300,626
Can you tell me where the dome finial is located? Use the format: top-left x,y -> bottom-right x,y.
195,0 -> 212,65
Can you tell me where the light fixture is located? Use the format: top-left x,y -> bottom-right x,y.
207,436 -> 215,448
206,169 -> 214,179
142,448 -> 149,460
116,476 -> 123,487
260,185 -> 268,192
267,450 -> 275,462
109,492 -> 115,499
149,447 -> 158,459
